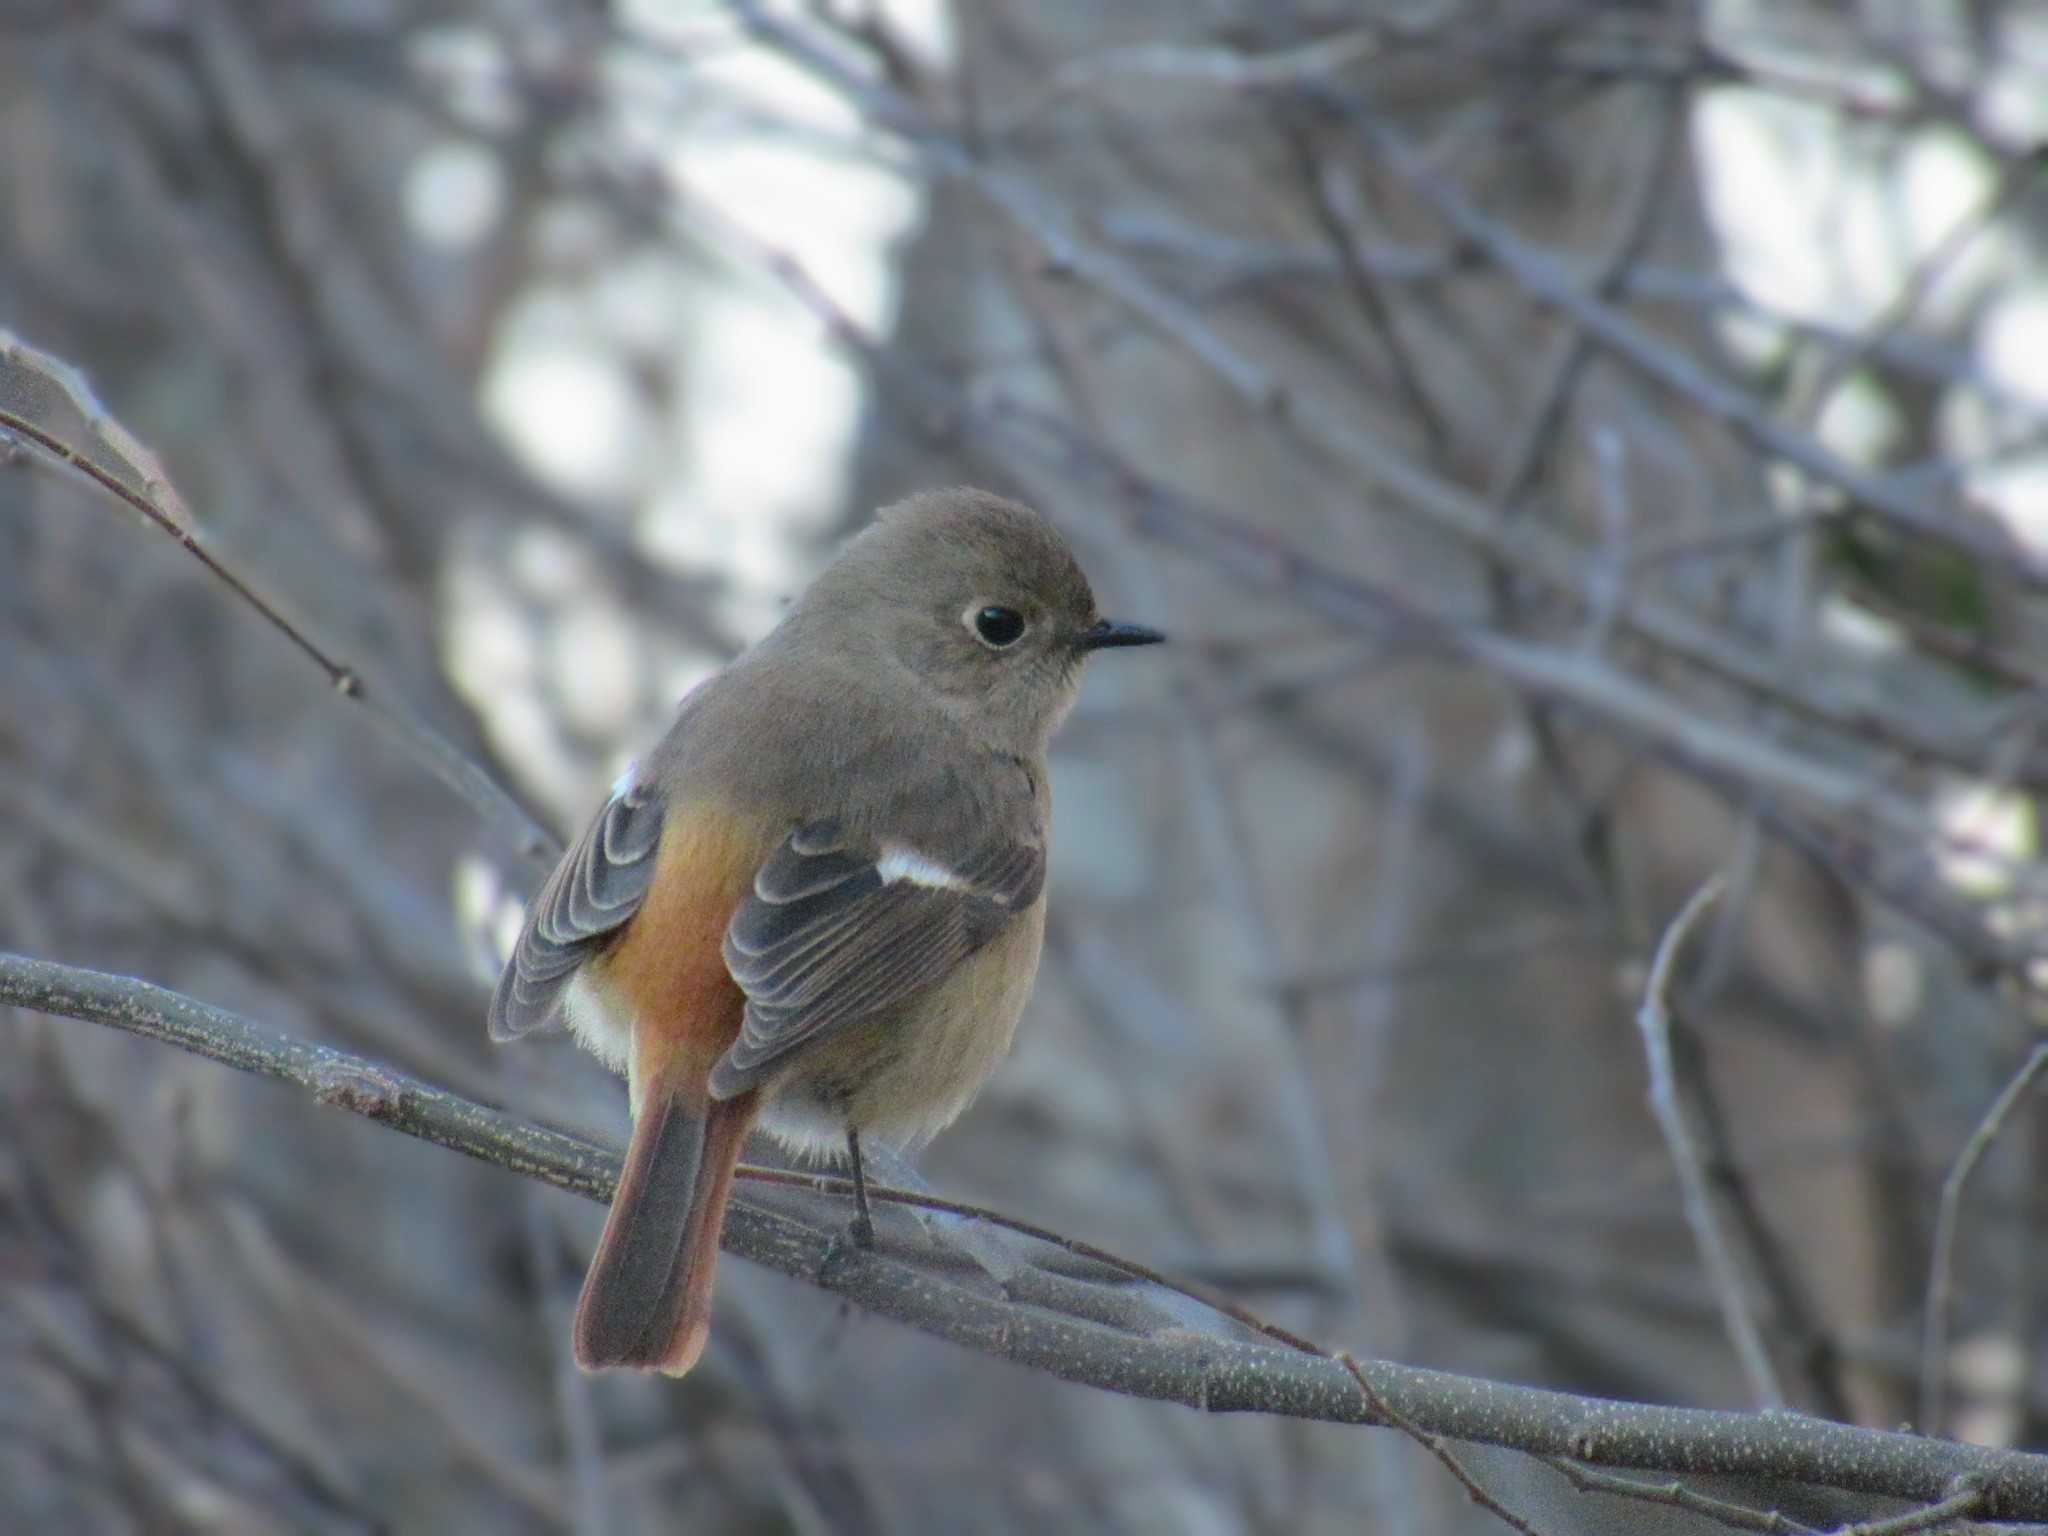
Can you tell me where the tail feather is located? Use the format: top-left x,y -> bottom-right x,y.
574,1071 -> 760,1374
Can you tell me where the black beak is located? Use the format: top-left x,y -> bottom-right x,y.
1076,617 -> 1166,652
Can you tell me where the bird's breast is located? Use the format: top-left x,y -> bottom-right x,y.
758,896 -> 1048,1156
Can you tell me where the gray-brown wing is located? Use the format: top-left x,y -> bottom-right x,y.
706,817 -> 1044,1099
487,778 -> 667,1041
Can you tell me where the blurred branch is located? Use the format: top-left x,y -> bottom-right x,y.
704,206 -> 1875,829
1273,110 -> 1450,456
1335,1352 -> 1547,1536
9,949 -> 2048,1518
1540,1455 -> 1819,1535
1636,877 -> 1785,1408
1102,216 -> 2031,403
1920,1041 -> 2048,1436
677,192 -> 2048,997
731,2 -> 2048,797
1465,41 -> 1689,912
0,331 -> 558,869
1331,95 -> 2048,588
997,21 -> 1998,137
1795,144 -> 2046,428
1481,73 -> 1692,516
1670,1019 -> 1857,1422
516,1181 -> 612,1536
9,1050 -> 387,1535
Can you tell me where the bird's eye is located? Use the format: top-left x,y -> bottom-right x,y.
971,605 -> 1027,648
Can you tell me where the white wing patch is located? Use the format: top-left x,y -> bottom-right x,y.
875,844 -> 970,891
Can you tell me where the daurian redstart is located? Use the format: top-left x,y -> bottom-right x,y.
490,489 -> 1163,1374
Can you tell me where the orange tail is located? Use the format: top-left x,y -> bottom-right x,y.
573,1066 -> 760,1375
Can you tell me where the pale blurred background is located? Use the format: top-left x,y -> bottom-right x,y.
5,3 -> 2048,1532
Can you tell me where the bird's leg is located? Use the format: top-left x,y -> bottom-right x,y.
844,1126 -> 876,1249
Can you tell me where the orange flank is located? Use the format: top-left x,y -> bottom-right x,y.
572,805 -> 771,1374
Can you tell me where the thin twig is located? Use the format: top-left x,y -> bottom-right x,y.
1102,218 -> 2040,423
736,1164 -> 1337,1356
1332,99 -> 2048,587
1484,67 -> 1692,517
1540,1456 -> 1816,1534
1794,146 -> 2046,430
1842,1477 -> 1988,1536
0,331 -> 557,868
520,1183 -> 612,1536
1849,583 -> 2048,693
1637,876 -> 1786,1407
1920,1043 -> 2048,1436
1334,1353 -> 1549,1536
1275,110 -> 1450,456
1670,1022 -> 1855,1423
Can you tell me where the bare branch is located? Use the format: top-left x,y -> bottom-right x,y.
1636,876 -> 1786,1407
0,330 -> 558,869
1541,1456 -> 1817,1535
1335,100 -> 2048,587
1335,1352 -> 1550,1536
670,194 -> 2048,1021
724,5 -> 2048,796
10,950 -> 2048,1519
1844,1477 -> 1989,1536
1919,1042 -> 2048,1436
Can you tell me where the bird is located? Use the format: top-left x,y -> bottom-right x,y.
489,487 -> 1164,1374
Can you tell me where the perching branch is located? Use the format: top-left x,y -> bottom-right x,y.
8,948 -> 2048,1521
